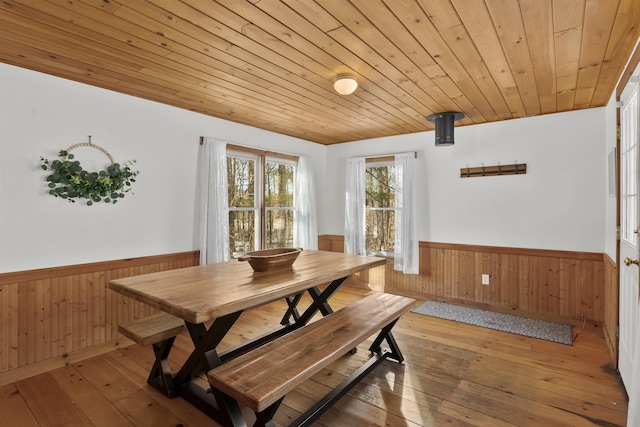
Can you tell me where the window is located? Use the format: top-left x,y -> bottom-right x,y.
621,84 -> 638,247
227,149 -> 295,258
345,153 -> 416,273
365,160 -> 397,256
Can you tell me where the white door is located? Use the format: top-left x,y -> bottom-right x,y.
619,68 -> 640,392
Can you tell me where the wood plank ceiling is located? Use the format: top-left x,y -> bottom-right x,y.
1,0 -> 639,145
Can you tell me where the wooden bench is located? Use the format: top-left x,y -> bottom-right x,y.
207,292 -> 416,427
118,312 -> 187,397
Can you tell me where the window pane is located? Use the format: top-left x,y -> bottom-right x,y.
265,209 -> 294,248
365,164 -> 396,254
229,210 -> 255,258
265,162 -> 294,207
621,91 -> 639,247
227,156 -> 255,208
366,209 -> 395,254
366,165 -> 395,208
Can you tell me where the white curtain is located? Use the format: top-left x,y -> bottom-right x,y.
293,156 -> 318,250
196,137 -> 230,265
394,152 -> 419,274
344,157 -> 366,255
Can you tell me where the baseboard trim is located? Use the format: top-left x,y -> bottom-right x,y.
385,287 -> 599,329
0,337 -> 134,387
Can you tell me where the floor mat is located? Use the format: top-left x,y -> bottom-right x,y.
412,300 -> 573,345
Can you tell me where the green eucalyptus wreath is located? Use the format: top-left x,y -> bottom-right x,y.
40,144 -> 139,206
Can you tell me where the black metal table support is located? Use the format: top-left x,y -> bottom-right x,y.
293,277 -> 347,325
173,311 -> 243,386
161,277 -> 351,427
281,293 -> 303,325
181,381 -> 247,427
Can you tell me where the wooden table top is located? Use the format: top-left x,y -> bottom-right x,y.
108,250 -> 386,324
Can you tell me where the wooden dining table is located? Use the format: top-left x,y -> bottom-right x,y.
108,250 -> 386,425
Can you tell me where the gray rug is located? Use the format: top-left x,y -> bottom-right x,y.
412,300 -> 573,346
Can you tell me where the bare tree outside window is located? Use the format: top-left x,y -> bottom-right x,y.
366,163 -> 396,255
265,161 -> 294,248
227,153 -> 295,258
228,156 -> 256,258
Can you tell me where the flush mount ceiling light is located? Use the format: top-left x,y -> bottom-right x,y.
426,112 -> 465,146
333,74 -> 358,95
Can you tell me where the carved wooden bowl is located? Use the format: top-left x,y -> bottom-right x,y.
237,248 -> 303,272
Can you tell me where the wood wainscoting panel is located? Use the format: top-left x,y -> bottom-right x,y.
318,234 -> 344,253
401,242 -> 605,322
317,236 -> 606,323
0,251 -> 199,384
603,254 -> 618,367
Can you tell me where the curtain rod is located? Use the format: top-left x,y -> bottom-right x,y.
199,137 -> 299,162
363,151 -> 418,159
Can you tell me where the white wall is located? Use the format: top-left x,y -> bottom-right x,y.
0,63 -> 609,273
326,108 -> 607,253
0,64 -> 325,273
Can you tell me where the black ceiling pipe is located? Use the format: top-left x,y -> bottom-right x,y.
426,112 -> 465,146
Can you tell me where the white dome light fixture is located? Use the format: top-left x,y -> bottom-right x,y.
333,74 -> 358,95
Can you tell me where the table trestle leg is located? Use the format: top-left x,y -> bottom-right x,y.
280,293 -> 303,325
295,277 -> 348,325
279,277 -> 348,327
174,311 -> 242,386
182,382 -> 247,427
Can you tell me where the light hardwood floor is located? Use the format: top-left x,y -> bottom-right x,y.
1,286 -> 628,426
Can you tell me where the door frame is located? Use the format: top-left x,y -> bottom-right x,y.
612,41 -> 640,370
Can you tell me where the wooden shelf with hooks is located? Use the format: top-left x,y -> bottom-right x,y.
460,163 -> 526,178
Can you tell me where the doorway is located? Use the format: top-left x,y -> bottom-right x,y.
619,64 -> 640,394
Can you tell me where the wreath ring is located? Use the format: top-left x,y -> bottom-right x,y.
40,136 -> 139,206
66,139 -> 115,165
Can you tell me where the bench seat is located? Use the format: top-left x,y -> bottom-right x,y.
207,292 -> 415,425
118,312 -> 187,346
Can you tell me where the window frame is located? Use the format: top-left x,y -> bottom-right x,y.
264,156 -> 296,249
365,158 -> 398,258
227,150 -> 261,257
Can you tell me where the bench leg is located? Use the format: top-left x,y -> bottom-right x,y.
368,319 -> 405,363
290,349 -> 390,427
147,337 -> 178,397
252,397 -> 284,427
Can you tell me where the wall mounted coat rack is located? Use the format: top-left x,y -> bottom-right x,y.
460,163 -> 527,178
